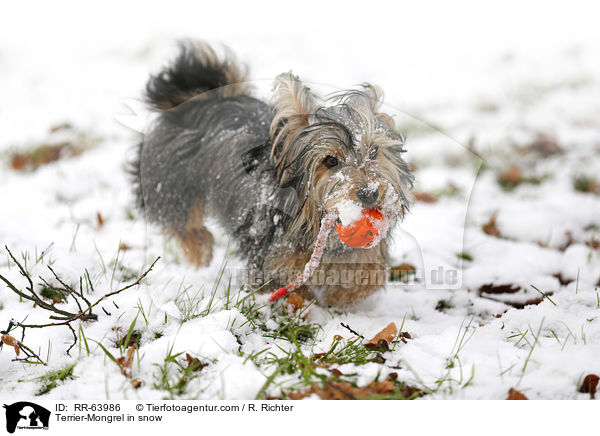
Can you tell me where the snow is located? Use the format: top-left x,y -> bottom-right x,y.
334,199 -> 363,226
1,1 -> 600,400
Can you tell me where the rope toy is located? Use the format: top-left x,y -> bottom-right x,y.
268,208 -> 385,302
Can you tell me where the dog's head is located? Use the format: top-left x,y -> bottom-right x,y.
269,73 -> 413,246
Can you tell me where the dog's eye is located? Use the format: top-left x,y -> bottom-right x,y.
368,146 -> 379,159
323,155 -> 339,169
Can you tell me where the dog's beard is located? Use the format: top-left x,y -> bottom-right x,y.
322,177 -> 404,249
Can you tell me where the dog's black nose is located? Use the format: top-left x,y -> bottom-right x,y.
357,186 -> 379,207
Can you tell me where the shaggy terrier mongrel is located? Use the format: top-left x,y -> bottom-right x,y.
132,41 -> 413,307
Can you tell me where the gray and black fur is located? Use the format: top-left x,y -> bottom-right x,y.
132,41 -> 413,307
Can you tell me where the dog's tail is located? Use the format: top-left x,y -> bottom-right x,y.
145,41 -> 250,110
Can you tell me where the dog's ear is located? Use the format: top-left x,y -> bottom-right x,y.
355,83 -> 384,112
271,72 -> 316,129
351,83 -> 395,129
269,72 -> 316,163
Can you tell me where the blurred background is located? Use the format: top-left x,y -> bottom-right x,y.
1,0 -> 599,142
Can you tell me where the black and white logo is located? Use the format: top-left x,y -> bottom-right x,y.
3,402 -> 50,433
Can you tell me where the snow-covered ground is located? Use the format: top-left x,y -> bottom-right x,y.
1,1 -> 600,400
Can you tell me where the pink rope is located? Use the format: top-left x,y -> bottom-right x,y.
268,210 -> 338,302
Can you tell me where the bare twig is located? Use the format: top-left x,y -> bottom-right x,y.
340,322 -> 365,339
15,257 -> 160,328
0,245 -> 160,358
0,247 -> 82,319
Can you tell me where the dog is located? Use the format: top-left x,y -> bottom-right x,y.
131,41 -> 413,307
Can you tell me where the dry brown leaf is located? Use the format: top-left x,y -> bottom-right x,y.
287,389 -> 314,400
479,281 -> 550,309
368,380 -> 394,394
391,263 -> 416,274
400,385 -> 422,398
526,133 -> 562,157
131,379 -> 142,389
330,368 -> 343,378
287,378 -> 421,400
185,353 -> 206,372
286,382 -> 359,400
579,374 -> 599,399
507,388 -> 528,400
1,334 -> 20,356
479,283 -> 522,295
10,142 -> 71,171
10,155 -> 29,171
586,240 -> 600,250
390,263 -> 416,282
372,353 -> 386,364
365,339 -> 390,351
559,231 -> 575,252
96,212 -> 104,228
499,297 -> 546,309
125,345 -> 135,367
115,345 -> 135,376
286,293 -> 305,311
322,382 -> 368,400
413,192 -> 437,203
367,323 -> 397,345
482,214 -> 501,237
552,273 -> 574,286
498,165 -> 523,186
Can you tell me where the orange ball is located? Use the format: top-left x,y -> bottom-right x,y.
335,208 -> 384,248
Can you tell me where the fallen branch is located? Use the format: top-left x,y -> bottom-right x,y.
340,322 -> 364,339
0,245 -> 159,356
